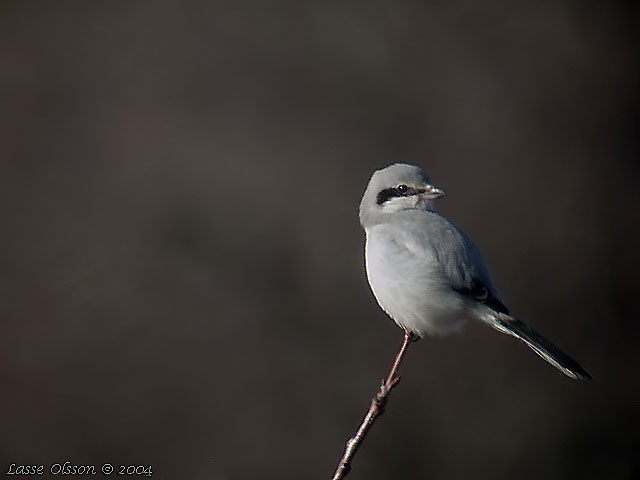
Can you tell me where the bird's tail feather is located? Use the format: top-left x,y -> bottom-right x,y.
490,314 -> 592,380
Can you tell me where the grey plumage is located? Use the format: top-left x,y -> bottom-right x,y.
360,163 -> 591,380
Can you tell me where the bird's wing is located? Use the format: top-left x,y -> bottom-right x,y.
396,212 -> 591,380
451,279 -> 510,315
400,211 -> 508,314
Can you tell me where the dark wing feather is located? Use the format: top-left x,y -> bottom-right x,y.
452,280 -> 511,316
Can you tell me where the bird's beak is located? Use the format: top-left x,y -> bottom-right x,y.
423,185 -> 445,199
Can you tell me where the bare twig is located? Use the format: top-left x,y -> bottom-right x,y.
330,332 -> 415,480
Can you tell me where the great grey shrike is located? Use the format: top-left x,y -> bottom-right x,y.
359,163 -> 591,380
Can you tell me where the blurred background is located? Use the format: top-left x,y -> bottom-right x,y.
1,1 -> 638,479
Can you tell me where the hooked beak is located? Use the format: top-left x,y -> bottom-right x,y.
422,184 -> 445,199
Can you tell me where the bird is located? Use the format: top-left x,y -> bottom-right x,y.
359,163 -> 591,380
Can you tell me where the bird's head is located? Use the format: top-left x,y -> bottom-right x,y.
359,163 -> 444,228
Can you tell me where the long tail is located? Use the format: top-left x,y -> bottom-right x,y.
490,314 -> 592,380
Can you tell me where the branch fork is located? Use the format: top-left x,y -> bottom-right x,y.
331,332 -> 416,480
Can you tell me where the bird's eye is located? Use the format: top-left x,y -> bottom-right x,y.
397,184 -> 409,193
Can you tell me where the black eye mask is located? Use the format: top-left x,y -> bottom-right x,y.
376,186 -> 426,205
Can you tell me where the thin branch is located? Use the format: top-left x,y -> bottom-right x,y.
330,332 -> 415,480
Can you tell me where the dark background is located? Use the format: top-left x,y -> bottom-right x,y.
1,1 -> 638,479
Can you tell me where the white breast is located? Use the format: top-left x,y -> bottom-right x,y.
365,226 -> 468,337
